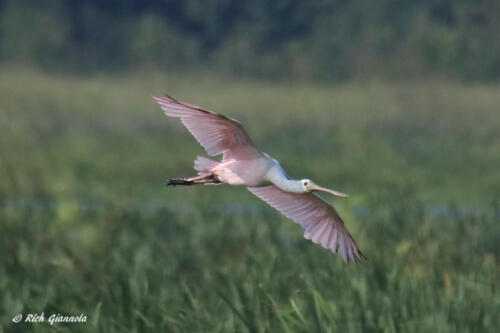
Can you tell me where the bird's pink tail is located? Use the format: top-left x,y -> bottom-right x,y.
194,156 -> 218,174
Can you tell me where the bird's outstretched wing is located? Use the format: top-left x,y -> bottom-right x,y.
248,185 -> 365,263
154,96 -> 261,161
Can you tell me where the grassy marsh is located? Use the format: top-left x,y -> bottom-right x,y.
1,68 -> 499,332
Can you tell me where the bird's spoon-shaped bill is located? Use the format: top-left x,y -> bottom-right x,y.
309,184 -> 349,198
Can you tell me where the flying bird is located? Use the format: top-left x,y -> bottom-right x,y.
154,95 -> 365,263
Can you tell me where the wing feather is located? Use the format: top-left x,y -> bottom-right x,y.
248,185 -> 365,263
154,96 -> 261,161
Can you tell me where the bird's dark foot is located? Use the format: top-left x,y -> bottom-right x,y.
167,174 -> 222,186
167,178 -> 193,186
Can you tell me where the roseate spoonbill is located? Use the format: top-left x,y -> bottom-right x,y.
154,96 -> 365,263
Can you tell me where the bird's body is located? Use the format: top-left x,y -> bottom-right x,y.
211,155 -> 272,187
199,153 -> 287,188
155,95 -> 365,263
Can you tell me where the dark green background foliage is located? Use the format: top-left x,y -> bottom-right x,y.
1,0 -> 500,80
1,1 -> 500,332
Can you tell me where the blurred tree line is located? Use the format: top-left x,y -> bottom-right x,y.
1,0 -> 499,81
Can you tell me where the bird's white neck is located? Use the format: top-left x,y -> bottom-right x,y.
266,164 -> 304,193
274,178 -> 304,193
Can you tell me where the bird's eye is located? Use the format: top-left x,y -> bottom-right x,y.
304,181 -> 308,186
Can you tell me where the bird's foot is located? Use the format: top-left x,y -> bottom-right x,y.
167,178 -> 193,186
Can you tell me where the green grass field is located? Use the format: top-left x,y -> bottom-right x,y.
1,68 -> 499,332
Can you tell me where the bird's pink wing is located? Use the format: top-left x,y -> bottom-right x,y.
154,96 -> 261,161
248,186 -> 365,263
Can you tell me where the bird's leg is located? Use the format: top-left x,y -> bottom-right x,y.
167,173 -> 220,186
167,178 -> 194,186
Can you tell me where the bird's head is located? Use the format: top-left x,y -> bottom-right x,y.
301,179 -> 349,198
